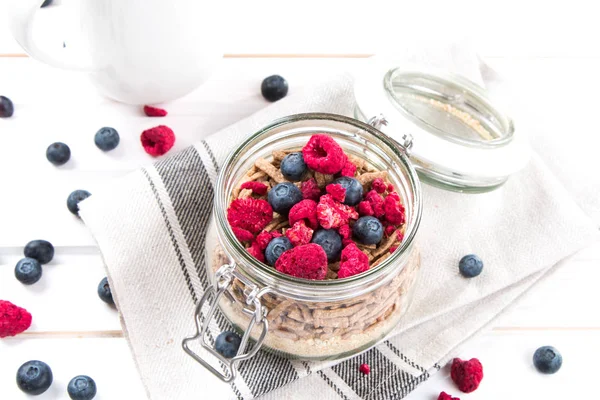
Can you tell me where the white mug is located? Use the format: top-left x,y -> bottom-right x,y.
8,0 -> 223,104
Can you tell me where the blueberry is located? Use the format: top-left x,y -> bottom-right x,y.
16,360 -> 53,395
268,182 -> 302,214
261,75 -> 288,102
215,331 -> 242,358
67,375 -> 97,400
459,254 -> 483,278
533,346 -> 562,374
265,236 -> 293,266
311,229 -> 342,262
353,216 -> 384,245
67,190 -> 92,216
94,127 -> 120,151
0,95 -> 14,118
333,177 -> 363,206
46,142 -> 71,166
24,240 -> 54,264
15,258 -> 42,285
280,152 -> 307,182
41,0 -> 53,7
97,277 -> 114,305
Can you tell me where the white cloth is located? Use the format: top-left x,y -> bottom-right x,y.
79,47 -> 599,400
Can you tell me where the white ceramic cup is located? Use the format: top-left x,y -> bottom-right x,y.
8,0 -> 223,104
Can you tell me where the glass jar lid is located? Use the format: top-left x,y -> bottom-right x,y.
354,60 -> 530,192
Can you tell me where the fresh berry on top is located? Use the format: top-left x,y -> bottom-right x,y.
143,105 -> 168,117
438,392 -> 460,400
261,75 -> 288,102
67,189 -> 92,216
383,192 -> 406,225
227,198 -> 273,234
265,236 -> 293,266
24,239 -> 54,264
325,183 -> 346,203
215,331 -> 242,358
533,346 -> 562,374
289,199 -> 318,230
358,201 -> 374,216
0,300 -> 32,338
46,142 -> 71,166
311,229 -> 342,262
333,177 -> 363,206
240,181 -> 268,195
316,194 -> 358,229
372,178 -> 387,194
14,258 -> 43,285
340,160 -> 357,177
302,135 -> 347,174
338,243 -> 370,279
16,360 -> 53,395
275,244 -> 328,280
0,95 -> 14,118
300,178 -> 322,201
140,125 -> 175,156
451,358 -> 483,393
353,216 -> 384,245
286,221 -> 314,247
268,182 -> 302,214
364,190 -> 385,218
97,277 -> 114,305
459,254 -> 483,278
94,127 -> 120,151
67,375 -> 97,400
280,152 -> 307,181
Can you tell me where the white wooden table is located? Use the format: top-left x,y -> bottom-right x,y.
1,54 -> 599,399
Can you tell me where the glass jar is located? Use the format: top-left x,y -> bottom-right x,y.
184,113 -> 422,382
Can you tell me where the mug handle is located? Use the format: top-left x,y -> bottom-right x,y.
7,0 -> 95,71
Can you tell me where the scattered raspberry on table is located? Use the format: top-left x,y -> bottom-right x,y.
140,125 -> 175,156
143,105 -> 168,117
451,358 -> 483,393
438,391 -> 460,400
359,363 -> 371,375
0,300 -> 32,338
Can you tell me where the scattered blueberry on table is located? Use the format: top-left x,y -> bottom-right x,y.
215,331 -> 242,358
94,127 -> 120,151
16,360 -> 53,395
261,75 -> 288,102
267,182 -> 303,214
353,216 -> 384,245
265,236 -> 293,266
533,346 -> 562,374
311,229 -> 342,262
280,152 -> 307,181
0,95 -> 14,118
67,189 -> 92,216
67,375 -> 97,400
14,258 -> 43,285
41,0 -> 53,7
458,254 -> 483,278
97,277 -> 114,305
333,176 -> 363,206
24,239 -> 55,264
46,142 -> 71,166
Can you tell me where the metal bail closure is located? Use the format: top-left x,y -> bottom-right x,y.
182,263 -> 269,383
367,114 -> 413,156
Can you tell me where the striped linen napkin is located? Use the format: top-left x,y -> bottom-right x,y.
79,59 -> 599,399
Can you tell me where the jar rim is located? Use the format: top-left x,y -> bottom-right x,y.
214,112 -> 422,295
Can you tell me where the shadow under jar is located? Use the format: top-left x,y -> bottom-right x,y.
191,113 -> 422,380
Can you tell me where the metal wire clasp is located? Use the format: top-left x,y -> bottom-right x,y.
182,263 -> 269,382
367,114 -> 414,156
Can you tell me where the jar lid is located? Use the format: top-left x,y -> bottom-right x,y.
353,60 -> 530,192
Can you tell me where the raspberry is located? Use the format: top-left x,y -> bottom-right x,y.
143,105 -> 168,117
232,227 -> 254,242
240,181 -> 268,195
338,243 -> 370,278
289,199 -> 318,229
384,225 -> 396,237
141,125 -> 175,156
247,242 -> 265,262
451,358 -> 483,393
358,201 -> 374,216
387,183 -> 395,192
275,244 -> 327,280
438,392 -> 460,400
359,364 -> 370,375
341,161 -> 357,177
384,192 -> 406,225
338,224 -> 351,240
302,135 -> 347,174
301,178 -> 322,201
326,183 -> 346,202
255,231 -> 274,250
227,198 -> 273,234
0,300 -> 32,338
342,238 -> 354,247
271,231 -> 283,238
286,221 -> 314,246
390,246 -> 398,254
316,194 -> 359,229
372,178 -> 387,194
364,190 -> 385,217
